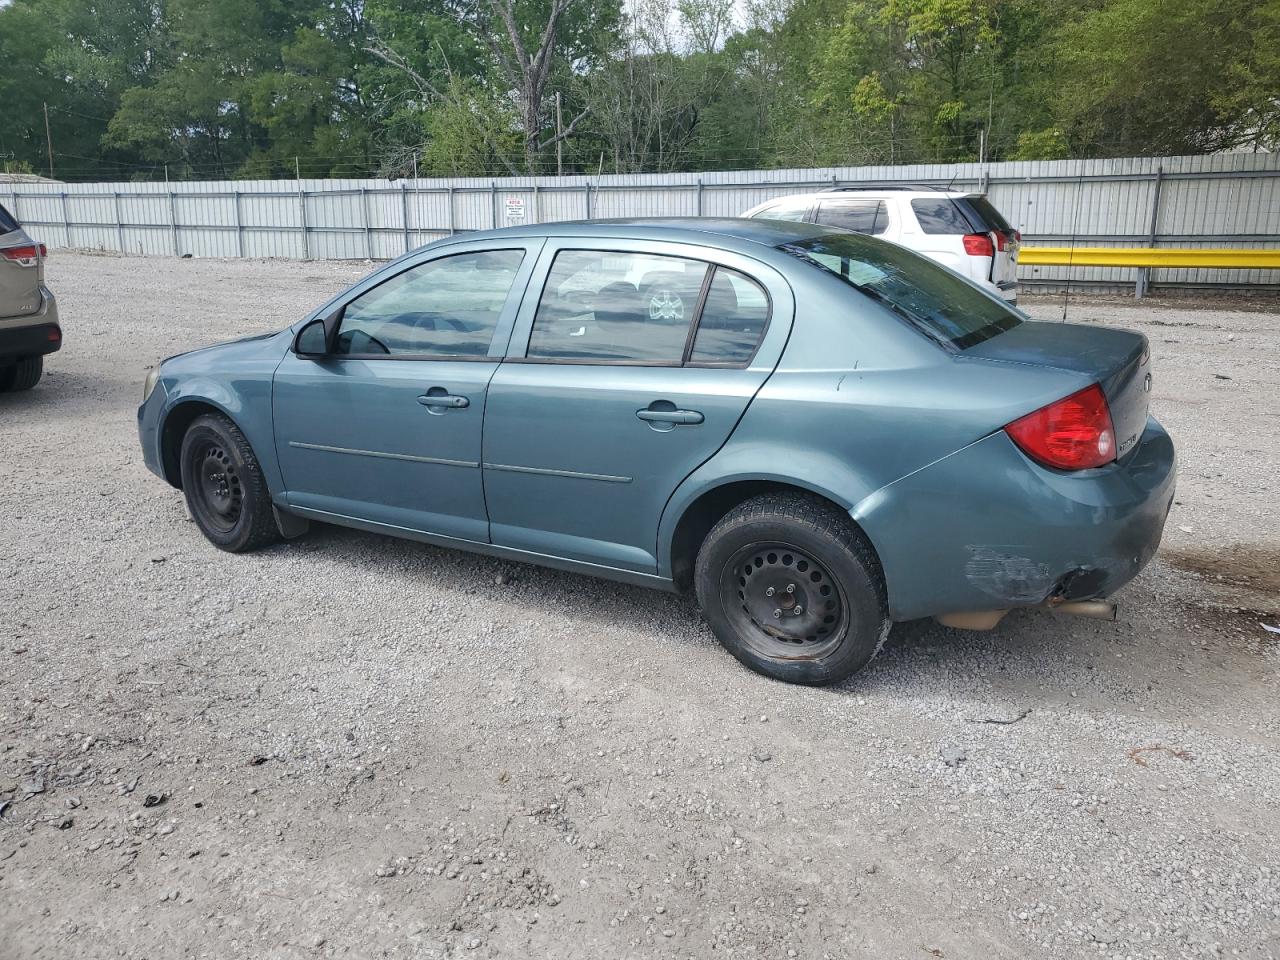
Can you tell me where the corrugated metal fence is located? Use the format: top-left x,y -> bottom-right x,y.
5,153 -> 1279,291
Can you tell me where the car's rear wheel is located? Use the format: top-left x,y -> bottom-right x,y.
0,356 -> 42,392
694,493 -> 889,685
179,413 -> 279,553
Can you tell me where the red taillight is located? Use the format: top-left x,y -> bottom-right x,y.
962,233 -> 994,257
1004,384 -> 1117,471
1,243 -> 47,267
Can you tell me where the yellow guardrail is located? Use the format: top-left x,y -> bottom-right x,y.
1019,247 -> 1280,268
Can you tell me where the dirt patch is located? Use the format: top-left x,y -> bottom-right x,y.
1021,291 -> 1280,313
1163,543 -> 1280,601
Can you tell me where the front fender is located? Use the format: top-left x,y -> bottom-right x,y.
155,375 -> 283,495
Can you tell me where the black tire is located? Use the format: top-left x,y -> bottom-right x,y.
179,412 -> 279,553
694,493 -> 890,685
0,356 -> 42,392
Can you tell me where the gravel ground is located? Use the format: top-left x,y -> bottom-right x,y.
2,253 -> 1278,960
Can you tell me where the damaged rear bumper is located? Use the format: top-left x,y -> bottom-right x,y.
853,416 -> 1176,622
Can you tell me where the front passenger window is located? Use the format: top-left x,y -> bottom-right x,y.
334,249 -> 524,358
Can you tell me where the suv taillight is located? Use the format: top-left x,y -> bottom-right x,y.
1,243 -> 47,267
994,230 -> 1021,253
1004,384 -> 1116,470
962,233 -> 994,257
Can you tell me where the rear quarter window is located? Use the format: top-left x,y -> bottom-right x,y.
909,198 -> 972,235
750,197 -> 811,222
0,204 -> 19,234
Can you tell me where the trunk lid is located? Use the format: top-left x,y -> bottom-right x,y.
0,204 -> 43,318
964,320 -> 1151,461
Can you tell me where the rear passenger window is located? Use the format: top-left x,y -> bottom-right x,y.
910,198 -> 972,235
689,268 -> 770,364
815,200 -> 887,235
0,204 -> 19,234
334,249 -> 524,357
527,250 -> 709,363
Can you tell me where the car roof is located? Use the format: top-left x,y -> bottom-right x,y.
428,216 -> 833,252
767,189 -> 974,200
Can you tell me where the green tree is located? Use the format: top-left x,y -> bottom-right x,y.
804,0 -> 1054,164
367,0 -> 620,174
1051,0 -> 1280,155
0,0 -> 170,179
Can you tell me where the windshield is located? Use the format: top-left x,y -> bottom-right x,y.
778,233 -> 1022,349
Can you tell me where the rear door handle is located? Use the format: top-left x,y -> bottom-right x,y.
418,392 -> 469,409
636,407 -> 703,425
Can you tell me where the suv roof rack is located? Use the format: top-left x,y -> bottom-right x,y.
820,183 -> 971,194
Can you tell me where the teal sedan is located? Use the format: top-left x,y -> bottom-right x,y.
138,218 -> 1175,685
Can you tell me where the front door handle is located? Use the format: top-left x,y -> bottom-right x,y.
418,391 -> 469,409
636,407 -> 703,425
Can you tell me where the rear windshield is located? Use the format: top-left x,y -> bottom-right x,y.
910,195 -> 1014,236
964,195 -> 1014,233
0,204 -> 18,234
778,233 -> 1022,350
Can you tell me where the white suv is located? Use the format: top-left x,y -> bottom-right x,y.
741,187 -> 1021,302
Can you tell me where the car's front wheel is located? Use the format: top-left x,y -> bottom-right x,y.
694,493 -> 890,685
179,412 -> 279,553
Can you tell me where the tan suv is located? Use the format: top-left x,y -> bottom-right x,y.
0,202 -> 60,392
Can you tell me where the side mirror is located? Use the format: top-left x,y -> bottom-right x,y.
294,318 -> 329,357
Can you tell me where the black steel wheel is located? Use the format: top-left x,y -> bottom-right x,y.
719,541 -> 850,662
192,439 -> 244,535
695,493 -> 889,685
179,412 -> 279,552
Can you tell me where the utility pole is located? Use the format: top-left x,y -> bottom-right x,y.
555,92 -> 564,177
978,128 -> 987,192
42,102 -> 54,179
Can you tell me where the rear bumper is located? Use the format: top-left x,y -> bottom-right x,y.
854,416 -> 1176,621
0,286 -> 60,361
0,322 -> 61,360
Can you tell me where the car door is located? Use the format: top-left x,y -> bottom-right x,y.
272,240 -> 542,542
481,239 -> 794,573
